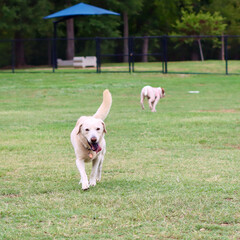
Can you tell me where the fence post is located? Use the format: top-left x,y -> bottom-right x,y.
96,37 -> 101,73
128,37 -> 131,73
224,36 -> 228,75
132,37 -> 134,72
52,38 -> 55,73
11,40 -> 15,73
53,22 -> 58,69
162,35 -> 168,74
128,37 -> 134,73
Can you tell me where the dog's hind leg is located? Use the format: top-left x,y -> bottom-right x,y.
140,93 -> 145,110
148,97 -> 154,111
152,96 -> 160,112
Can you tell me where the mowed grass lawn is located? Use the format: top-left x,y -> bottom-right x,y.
0,70 -> 240,239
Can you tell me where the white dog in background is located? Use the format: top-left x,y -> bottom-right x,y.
140,86 -> 165,112
71,89 -> 112,190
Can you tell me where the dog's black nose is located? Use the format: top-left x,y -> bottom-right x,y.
91,137 -> 97,143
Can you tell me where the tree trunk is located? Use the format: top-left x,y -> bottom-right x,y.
221,34 -> 225,60
123,12 -> 129,62
142,37 -> 149,62
15,32 -> 26,67
66,18 -> 75,60
197,38 -> 204,61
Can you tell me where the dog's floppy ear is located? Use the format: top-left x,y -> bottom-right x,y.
77,124 -> 82,135
76,116 -> 87,135
162,88 -> 165,95
101,121 -> 107,133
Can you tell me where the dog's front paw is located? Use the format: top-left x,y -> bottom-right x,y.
82,182 -> 89,191
96,177 -> 101,182
89,179 -> 96,187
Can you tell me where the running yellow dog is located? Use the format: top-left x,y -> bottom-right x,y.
71,90 -> 112,190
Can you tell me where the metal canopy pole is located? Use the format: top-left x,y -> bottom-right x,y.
52,17 -> 72,70
53,21 -> 57,71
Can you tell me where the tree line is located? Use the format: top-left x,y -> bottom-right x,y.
0,0 -> 239,66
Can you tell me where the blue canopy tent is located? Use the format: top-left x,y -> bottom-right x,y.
44,2 -> 120,69
44,2 -> 120,19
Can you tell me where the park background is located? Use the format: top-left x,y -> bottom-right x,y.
0,0 -> 240,72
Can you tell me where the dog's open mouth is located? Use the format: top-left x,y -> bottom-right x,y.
88,141 -> 102,153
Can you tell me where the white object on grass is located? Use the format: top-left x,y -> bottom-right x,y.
188,91 -> 200,93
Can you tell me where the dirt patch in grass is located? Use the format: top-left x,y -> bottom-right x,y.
0,193 -> 21,198
225,144 -> 240,150
199,109 -> 239,113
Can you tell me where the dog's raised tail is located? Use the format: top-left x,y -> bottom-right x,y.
93,89 -> 112,121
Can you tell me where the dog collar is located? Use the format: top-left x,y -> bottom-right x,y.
81,141 -> 91,151
81,142 -> 94,159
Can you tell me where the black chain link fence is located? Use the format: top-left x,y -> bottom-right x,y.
0,35 -> 239,74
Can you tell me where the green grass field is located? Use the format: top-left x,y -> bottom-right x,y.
0,69 -> 240,239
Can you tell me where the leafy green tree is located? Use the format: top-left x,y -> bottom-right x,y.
204,0 -> 240,59
132,0 -> 195,62
201,0 -> 240,35
0,0 -> 52,66
73,0 -> 121,38
172,10 -> 226,60
49,0 -> 80,60
106,0 -> 143,62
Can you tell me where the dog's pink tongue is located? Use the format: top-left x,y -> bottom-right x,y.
91,143 -> 102,153
96,145 -> 102,153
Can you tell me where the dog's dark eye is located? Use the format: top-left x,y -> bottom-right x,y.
96,128 -> 100,131
85,128 -> 89,132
